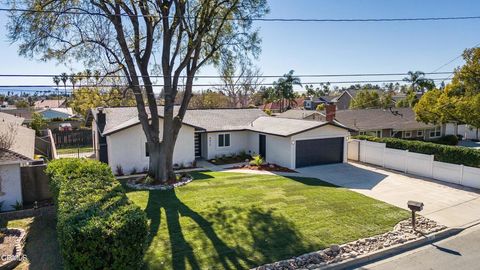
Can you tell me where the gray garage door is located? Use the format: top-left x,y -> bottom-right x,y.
295,137 -> 344,168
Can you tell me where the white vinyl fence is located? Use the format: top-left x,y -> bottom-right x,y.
348,139 -> 480,189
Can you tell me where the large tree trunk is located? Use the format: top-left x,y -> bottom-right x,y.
147,141 -> 161,179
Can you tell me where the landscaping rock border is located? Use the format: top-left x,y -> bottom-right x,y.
0,228 -> 27,270
126,175 -> 194,190
252,216 -> 446,270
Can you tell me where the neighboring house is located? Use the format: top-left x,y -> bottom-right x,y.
303,96 -> 337,110
0,148 -> 31,211
0,113 -> 36,212
0,111 -> 24,125
0,109 -> 34,124
445,123 -> 479,140
334,89 -> 389,110
38,107 -> 75,120
259,98 -> 304,113
0,113 -> 36,159
34,99 -> 67,109
277,109 -> 325,121
87,107 -> 352,173
278,107 -> 443,140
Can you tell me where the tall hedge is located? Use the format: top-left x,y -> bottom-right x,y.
353,135 -> 480,168
46,159 -> 148,269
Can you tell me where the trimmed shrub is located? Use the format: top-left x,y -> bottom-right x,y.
353,135 -> 480,168
250,154 -> 264,166
46,159 -> 148,270
432,135 -> 459,146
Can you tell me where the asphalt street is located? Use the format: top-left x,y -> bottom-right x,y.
358,224 -> 480,270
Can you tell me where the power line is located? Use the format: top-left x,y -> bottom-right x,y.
431,41 -> 480,73
2,8 -> 480,23
0,71 -> 454,79
0,77 -> 453,90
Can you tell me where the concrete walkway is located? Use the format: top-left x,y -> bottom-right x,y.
198,159 -> 480,228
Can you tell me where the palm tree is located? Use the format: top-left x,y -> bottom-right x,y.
53,75 -> 61,106
403,71 -> 435,94
273,70 -> 302,112
69,73 -> 78,90
60,72 -> 68,97
94,70 -> 101,86
85,69 -> 92,84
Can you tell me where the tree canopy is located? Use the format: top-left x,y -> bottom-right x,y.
414,47 -> 480,138
349,89 -> 392,109
8,0 -> 269,182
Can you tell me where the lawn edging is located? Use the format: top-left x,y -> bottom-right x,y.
321,227 -> 462,270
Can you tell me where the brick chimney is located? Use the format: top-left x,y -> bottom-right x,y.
325,104 -> 336,122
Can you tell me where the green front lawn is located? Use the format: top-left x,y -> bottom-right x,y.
125,172 -> 409,270
56,146 -> 93,155
3,172 -> 409,270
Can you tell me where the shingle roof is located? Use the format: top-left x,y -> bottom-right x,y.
249,117 -> 332,136
34,99 -> 66,109
92,106 -> 351,137
0,148 -> 32,164
39,107 -> 75,117
0,112 -> 24,125
0,115 -> 35,159
334,108 -> 436,131
96,107 -> 267,135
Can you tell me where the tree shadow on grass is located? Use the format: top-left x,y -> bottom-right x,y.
283,176 -> 338,187
0,212 -> 62,270
24,213 -> 63,270
145,189 -> 315,270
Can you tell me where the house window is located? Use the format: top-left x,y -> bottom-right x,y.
145,142 -> 149,157
218,134 -> 231,147
417,130 -> 424,137
429,127 -> 441,138
404,131 -> 412,138
360,130 -> 381,138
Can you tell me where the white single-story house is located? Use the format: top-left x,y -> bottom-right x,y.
0,113 -> 36,211
0,149 -> 31,211
87,107 -> 353,173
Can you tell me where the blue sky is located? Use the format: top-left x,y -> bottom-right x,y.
0,0 -> 479,90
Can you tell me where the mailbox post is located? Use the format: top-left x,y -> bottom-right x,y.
407,201 -> 424,230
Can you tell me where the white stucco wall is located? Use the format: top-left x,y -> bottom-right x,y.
0,163 -> 23,212
264,134 -> 293,169
106,120 -> 195,174
204,131 -> 250,159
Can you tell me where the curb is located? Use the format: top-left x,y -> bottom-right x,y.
320,227 -> 463,270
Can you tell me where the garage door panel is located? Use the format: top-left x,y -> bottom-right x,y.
295,137 -> 344,168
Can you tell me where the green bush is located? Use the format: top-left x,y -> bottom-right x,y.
353,135 -> 480,168
432,135 -> 459,146
250,154 -> 264,166
46,159 -> 148,270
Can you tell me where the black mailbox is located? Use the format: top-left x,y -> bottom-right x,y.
407,201 -> 424,212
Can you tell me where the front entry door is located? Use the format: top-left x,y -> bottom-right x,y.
259,134 -> 266,159
194,133 -> 201,157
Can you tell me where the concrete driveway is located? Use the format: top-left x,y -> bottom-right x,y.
296,162 -> 480,228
